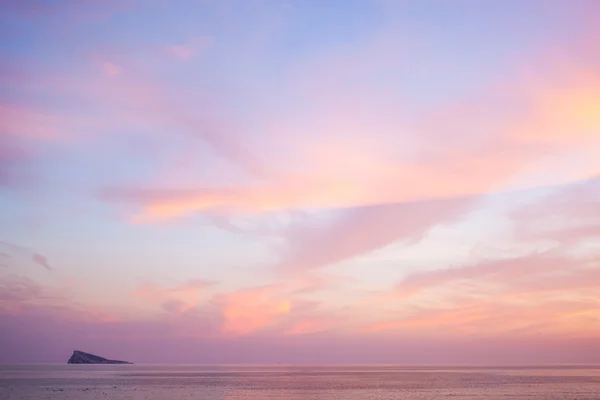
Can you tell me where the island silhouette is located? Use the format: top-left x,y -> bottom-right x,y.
67,350 -> 132,364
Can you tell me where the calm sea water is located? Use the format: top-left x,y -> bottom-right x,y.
1,364 -> 599,399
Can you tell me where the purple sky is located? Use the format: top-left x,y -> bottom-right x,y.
1,0 -> 600,364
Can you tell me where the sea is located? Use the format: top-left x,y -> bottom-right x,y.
1,364 -> 599,399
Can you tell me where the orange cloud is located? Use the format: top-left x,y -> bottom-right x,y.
213,285 -> 291,336
515,68 -> 600,146
279,300 -> 354,336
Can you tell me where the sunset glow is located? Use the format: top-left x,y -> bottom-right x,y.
1,0 -> 599,364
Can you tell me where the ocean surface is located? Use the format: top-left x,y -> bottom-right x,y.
1,364 -> 599,399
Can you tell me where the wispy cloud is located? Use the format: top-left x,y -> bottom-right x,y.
354,174 -> 600,337
393,251 -> 597,299
165,37 -> 213,61
166,44 -> 195,61
0,274 -> 70,315
31,253 -> 52,271
0,242 -> 53,272
511,176 -> 600,245
101,61 -> 122,77
276,196 -> 476,271
364,245 -> 600,337
0,105 -> 67,140
366,297 -> 600,339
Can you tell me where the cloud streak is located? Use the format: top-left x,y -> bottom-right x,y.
0,242 -> 53,271
31,253 -> 52,271
276,196 -> 476,271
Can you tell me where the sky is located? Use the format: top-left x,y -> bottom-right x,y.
0,0 -> 599,364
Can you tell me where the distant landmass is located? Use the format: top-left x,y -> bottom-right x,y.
67,350 -> 132,364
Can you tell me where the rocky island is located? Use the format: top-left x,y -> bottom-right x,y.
67,350 -> 132,364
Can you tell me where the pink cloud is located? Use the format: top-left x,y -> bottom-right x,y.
213,285 -> 291,336
0,274 -> 69,315
0,105 -> 67,140
1,57 -> 265,189
511,176 -> 600,245
283,318 -> 340,336
366,298 -> 600,339
165,37 -> 213,61
104,189 -> 474,275
0,102 -> 83,188
203,277 -> 358,337
0,276 -> 42,302
359,176 -> 600,336
101,61 -> 122,77
102,169 -> 484,224
77,64 -> 267,178
1,251 -> 599,363
290,272 -> 358,294
140,277 -> 355,338
166,44 -> 195,61
276,298 -> 354,336
393,252 -> 596,299
363,247 -> 600,337
276,195 -> 476,270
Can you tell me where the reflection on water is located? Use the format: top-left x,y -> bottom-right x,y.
1,364 -> 600,399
